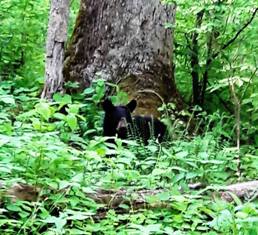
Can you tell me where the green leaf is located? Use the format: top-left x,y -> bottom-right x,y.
35,102 -> 52,121
0,135 -> 10,147
0,95 -> 15,105
53,93 -> 72,105
67,104 -> 81,114
7,204 -> 22,212
235,212 -> 248,219
83,87 -> 95,95
43,215 -> 67,232
65,114 -> 78,131
53,112 -> 66,120
157,192 -> 170,201
32,118 -> 41,130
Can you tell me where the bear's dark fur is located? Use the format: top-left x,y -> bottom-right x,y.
102,99 -> 166,144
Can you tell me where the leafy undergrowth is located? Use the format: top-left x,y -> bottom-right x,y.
1,81 -> 258,234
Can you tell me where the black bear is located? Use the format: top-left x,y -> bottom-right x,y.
102,99 -> 166,144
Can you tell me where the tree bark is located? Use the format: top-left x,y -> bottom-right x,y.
63,0 -> 183,117
41,0 -> 70,100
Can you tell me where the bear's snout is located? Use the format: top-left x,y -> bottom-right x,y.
116,117 -> 128,131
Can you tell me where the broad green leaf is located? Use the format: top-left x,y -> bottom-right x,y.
65,114 -> 78,131
35,102 -> 52,121
53,93 -> 72,105
0,95 -> 15,105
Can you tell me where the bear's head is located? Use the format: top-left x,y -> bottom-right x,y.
102,99 -> 137,139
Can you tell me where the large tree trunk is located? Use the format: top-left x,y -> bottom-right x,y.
63,0 -> 183,116
41,0 -> 70,100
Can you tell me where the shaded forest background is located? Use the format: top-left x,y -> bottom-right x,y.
0,0 -> 258,234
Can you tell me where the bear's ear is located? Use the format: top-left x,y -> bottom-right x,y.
102,99 -> 114,112
127,99 -> 137,112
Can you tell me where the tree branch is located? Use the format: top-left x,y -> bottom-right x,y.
190,10 -> 204,106
200,7 -> 258,107
213,8 -> 258,59
200,31 -> 213,106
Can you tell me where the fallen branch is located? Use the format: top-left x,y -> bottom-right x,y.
219,180 -> 258,202
1,180 -> 258,207
0,182 -> 40,203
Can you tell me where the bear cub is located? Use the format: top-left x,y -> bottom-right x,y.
102,99 -> 166,144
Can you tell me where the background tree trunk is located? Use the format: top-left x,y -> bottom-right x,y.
41,0 -> 70,100
63,0 -> 183,116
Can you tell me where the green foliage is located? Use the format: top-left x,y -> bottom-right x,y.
0,0 -> 80,88
1,80 -> 258,234
164,0 -> 258,128
0,0 -> 258,234
0,0 -> 49,87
